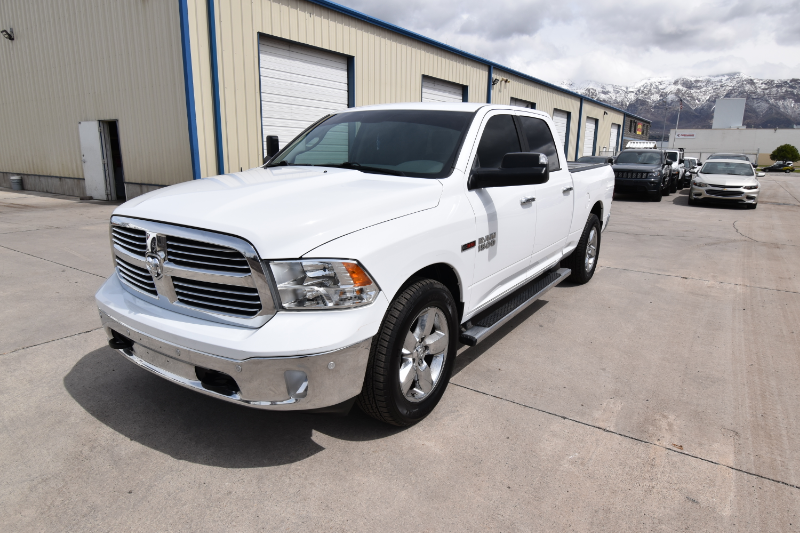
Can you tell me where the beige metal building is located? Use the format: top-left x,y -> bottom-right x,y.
0,0 -> 650,199
669,128 -> 800,165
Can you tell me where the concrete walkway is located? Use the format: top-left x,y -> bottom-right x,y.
1,179 -> 798,531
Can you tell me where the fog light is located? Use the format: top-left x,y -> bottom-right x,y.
284,370 -> 308,399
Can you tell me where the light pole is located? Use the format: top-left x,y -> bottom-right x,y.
660,102 -> 670,148
672,98 -> 683,148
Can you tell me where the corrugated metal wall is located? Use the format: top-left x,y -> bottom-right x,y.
0,0 -> 192,186
203,0 -> 490,175
492,69 -> 584,160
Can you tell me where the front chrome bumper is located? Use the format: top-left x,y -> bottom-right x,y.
690,186 -> 759,203
100,310 -> 371,410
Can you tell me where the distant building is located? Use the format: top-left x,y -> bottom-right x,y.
0,0 -> 650,199
668,128 -> 800,165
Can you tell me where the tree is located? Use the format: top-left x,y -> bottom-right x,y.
770,144 -> 800,162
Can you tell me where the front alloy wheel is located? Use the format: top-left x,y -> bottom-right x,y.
358,279 -> 457,426
399,307 -> 449,402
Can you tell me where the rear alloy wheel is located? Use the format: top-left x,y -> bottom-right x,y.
563,213 -> 601,284
357,279 -> 457,426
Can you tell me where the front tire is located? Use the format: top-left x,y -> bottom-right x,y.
669,176 -> 678,193
649,190 -> 663,202
563,213 -> 601,284
357,279 -> 458,426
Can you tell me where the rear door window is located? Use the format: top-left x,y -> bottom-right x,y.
518,116 -> 561,171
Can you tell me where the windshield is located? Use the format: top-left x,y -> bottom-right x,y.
666,151 -> 679,161
267,110 -> 474,178
615,151 -> 662,165
709,154 -> 749,161
700,162 -> 754,176
685,159 -> 697,168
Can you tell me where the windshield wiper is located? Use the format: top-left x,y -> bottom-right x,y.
323,162 -> 406,176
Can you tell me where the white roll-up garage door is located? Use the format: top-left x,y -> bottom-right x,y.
510,97 -> 534,109
421,76 -> 463,103
609,124 -> 620,152
583,118 -> 597,156
259,37 -> 349,152
552,110 -> 569,150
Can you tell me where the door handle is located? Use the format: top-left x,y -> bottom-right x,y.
520,196 -> 536,205
562,186 -> 573,193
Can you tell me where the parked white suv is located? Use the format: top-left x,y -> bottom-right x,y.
96,103 -> 614,426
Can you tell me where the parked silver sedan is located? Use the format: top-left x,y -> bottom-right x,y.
689,159 -> 764,209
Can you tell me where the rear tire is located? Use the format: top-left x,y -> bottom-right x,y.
563,214 -> 601,285
357,279 -> 458,426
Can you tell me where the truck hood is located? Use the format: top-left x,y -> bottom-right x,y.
696,173 -> 758,187
115,166 -> 443,258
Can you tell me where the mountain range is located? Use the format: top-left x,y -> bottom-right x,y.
561,73 -> 800,139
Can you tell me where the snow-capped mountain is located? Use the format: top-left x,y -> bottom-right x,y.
561,73 -> 800,137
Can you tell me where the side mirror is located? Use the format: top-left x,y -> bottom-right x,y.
468,152 -> 549,190
757,172 -> 765,177
607,157 -> 614,164
266,135 -> 280,158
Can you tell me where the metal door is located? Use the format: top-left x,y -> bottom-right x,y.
583,118 -> 597,157
465,112 -> 537,312
79,121 -> 111,200
421,76 -> 463,103
259,36 -> 349,153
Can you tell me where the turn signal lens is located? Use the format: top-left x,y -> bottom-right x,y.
343,262 -> 372,287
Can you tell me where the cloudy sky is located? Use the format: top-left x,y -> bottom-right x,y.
338,0 -> 800,86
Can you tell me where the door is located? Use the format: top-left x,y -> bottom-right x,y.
259,36 -> 349,152
466,113 -> 537,312
609,123 -> 620,153
583,118 -> 597,156
552,110 -> 569,153
79,121 -> 112,201
510,97 -> 535,109
518,115 -> 574,266
421,76 -> 463,103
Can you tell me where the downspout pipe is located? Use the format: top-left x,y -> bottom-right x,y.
207,0 -> 224,175
574,98 -> 584,160
487,65 -> 493,103
178,0 -> 201,180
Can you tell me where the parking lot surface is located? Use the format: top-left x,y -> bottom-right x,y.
1,177 -> 799,531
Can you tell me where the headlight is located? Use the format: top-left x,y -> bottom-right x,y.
693,180 -> 708,187
269,260 -> 379,309
743,185 -> 758,190
649,170 -> 661,177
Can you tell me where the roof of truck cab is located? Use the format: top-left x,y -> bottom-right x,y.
335,102 -> 547,115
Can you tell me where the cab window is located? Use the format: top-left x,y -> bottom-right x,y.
518,116 -> 561,171
475,115 -> 521,168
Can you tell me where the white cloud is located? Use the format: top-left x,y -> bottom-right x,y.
338,0 -> 800,85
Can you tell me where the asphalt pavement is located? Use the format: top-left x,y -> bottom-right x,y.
1,176 -> 799,531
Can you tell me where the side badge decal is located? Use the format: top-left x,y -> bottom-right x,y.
461,241 -> 476,252
478,232 -> 496,252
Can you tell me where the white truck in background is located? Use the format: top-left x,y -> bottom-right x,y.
96,103 -> 614,426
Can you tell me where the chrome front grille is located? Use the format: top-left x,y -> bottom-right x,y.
116,257 -> 158,296
112,226 -> 147,256
109,216 -> 276,327
166,236 -> 250,273
172,277 -> 262,317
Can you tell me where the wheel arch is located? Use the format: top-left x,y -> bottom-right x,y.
590,200 -> 604,228
404,262 -> 464,322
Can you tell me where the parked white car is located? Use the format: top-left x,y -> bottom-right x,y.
664,149 -> 685,191
95,103 -> 614,426
689,159 -> 764,209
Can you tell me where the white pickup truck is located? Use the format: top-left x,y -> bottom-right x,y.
96,103 -> 613,426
